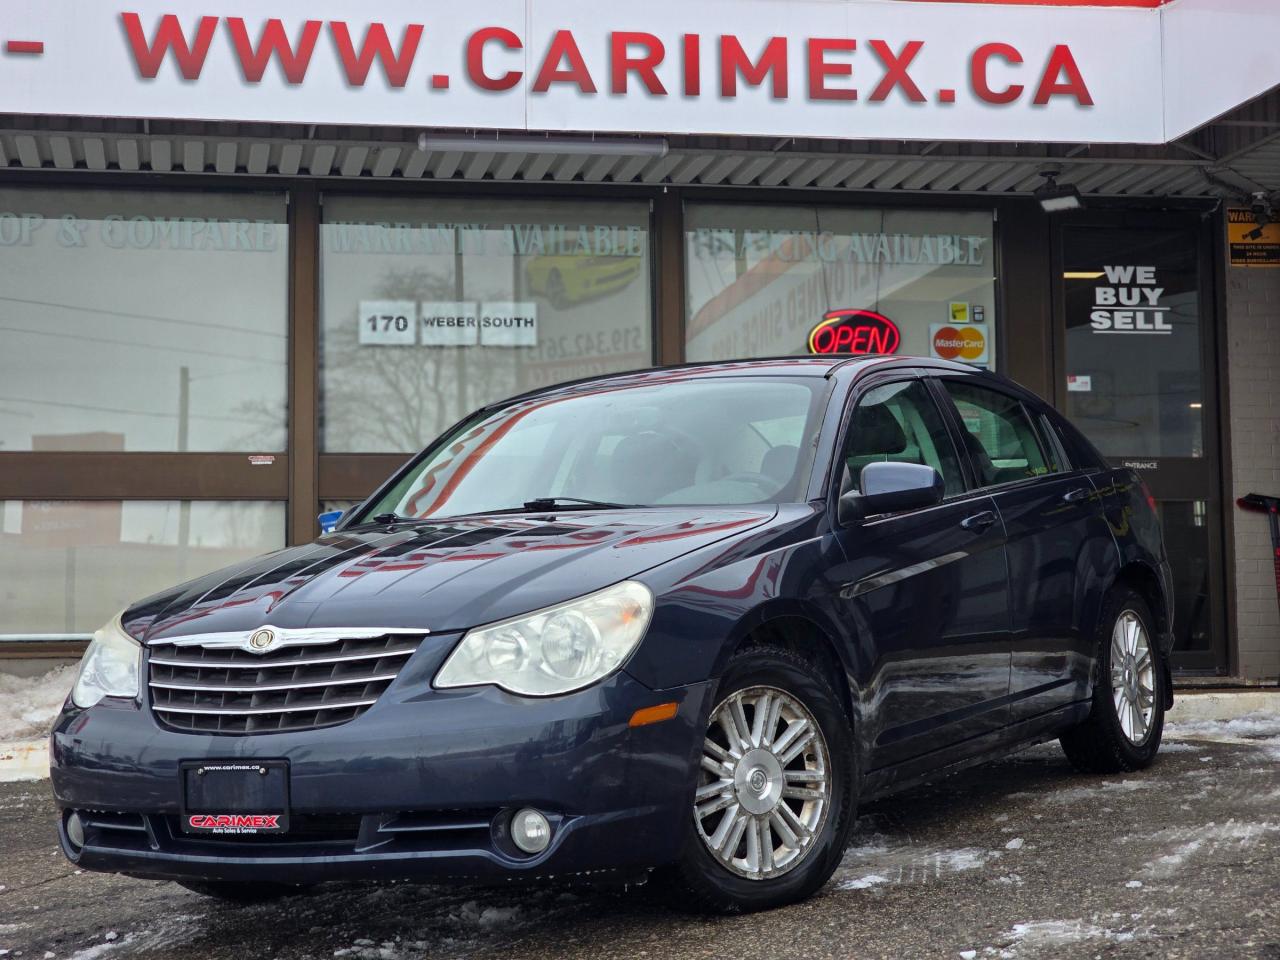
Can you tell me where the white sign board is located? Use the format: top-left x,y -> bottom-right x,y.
0,0 -> 1190,144
420,301 -> 479,346
480,302 -> 538,347
358,300 -> 416,345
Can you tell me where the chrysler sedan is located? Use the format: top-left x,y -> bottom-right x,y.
51,356 -> 1173,913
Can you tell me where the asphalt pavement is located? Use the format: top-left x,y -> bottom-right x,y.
3,718 -> 1279,960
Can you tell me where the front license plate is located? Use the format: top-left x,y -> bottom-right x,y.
180,760 -> 289,835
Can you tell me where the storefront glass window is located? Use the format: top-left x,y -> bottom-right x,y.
685,204 -> 997,365
319,197 -> 653,454
0,500 -> 284,639
0,188 -> 288,452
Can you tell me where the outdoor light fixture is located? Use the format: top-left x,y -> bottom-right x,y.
1035,169 -> 1084,213
416,133 -> 669,157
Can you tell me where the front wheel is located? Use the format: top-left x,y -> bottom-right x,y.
671,645 -> 855,913
1059,588 -> 1166,773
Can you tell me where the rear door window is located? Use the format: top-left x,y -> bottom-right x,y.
938,380 -> 1052,488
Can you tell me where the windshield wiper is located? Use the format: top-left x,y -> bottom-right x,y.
369,512 -> 420,525
519,497 -> 639,512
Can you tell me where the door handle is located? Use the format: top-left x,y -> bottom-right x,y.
1062,487 -> 1089,504
960,510 -> 998,532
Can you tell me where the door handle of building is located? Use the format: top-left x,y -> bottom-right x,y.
1062,487 -> 1089,504
961,510 -> 998,532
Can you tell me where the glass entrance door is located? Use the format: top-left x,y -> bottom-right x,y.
1054,214 -> 1226,673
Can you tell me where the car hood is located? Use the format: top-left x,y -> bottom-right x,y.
130,507 -> 776,642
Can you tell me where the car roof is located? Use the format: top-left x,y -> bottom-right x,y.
491,355 -> 989,408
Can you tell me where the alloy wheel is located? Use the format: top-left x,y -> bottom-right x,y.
1110,611 -> 1156,745
693,685 -> 830,880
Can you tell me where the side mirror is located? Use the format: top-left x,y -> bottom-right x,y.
317,509 -> 346,534
839,462 -> 944,523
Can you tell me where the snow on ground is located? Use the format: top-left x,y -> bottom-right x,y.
0,666 -> 74,782
966,914 -> 1158,958
0,666 -> 75,740
835,821 -> 1001,892
1165,711 -> 1280,761
1040,779 -> 1156,805
1140,819 -> 1280,879
0,741 -> 49,784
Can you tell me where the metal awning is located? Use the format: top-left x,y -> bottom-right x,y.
2,88 -> 1277,201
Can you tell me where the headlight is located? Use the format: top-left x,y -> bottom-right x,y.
434,581 -> 654,697
71,611 -> 141,708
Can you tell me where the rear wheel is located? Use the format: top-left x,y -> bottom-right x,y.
176,880 -> 302,903
1060,588 -> 1166,773
672,645 -> 855,913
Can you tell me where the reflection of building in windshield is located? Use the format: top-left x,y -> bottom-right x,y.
382,378 -> 820,520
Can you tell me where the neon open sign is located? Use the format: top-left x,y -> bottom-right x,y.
807,309 -> 901,355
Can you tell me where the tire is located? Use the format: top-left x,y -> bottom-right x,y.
1059,588 -> 1166,774
176,880 -> 302,903
670,645 -> 856,914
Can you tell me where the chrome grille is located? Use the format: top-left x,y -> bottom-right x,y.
147,629 -> 426,735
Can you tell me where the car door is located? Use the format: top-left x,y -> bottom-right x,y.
829,375 -> 1012,773
933,376 -> 1114,725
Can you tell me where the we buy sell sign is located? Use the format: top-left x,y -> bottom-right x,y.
0,0 -> 1274,144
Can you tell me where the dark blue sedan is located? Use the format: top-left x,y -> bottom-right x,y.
51,356 -> 1173,913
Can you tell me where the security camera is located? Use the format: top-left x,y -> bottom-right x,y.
1247,192 -> 1272,241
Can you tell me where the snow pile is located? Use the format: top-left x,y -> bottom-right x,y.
0,665 -> 75,740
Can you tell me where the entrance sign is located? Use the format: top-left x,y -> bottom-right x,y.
808,310 -> 900,355
5,0 -> 1273,144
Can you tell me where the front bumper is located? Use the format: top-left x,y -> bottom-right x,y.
51,660 -> 711,885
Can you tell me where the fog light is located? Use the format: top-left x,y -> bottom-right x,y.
510,808 -> 551,855
66,812 -> 85,849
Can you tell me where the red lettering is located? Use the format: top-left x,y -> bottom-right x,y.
720,36 -> 787,99
121,12 -> 217,80
225,18 -> 321,85
611,31 -> 666,95
1033,45 -> 1093,106
532,30 -> 597,94
971,42 -> 1023,105
329,21 -> 422,88
187,813 -> 280,829
807,38 -> 856,101
466,27 -> 522,91
868,39 -> 926,103
683,34 -> 700,96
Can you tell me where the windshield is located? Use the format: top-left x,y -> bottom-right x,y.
356,376 -> 827,521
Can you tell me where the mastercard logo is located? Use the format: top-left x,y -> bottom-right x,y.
933,325 -> 987,361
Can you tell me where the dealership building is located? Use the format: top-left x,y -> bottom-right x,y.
1,0 -> 1278,681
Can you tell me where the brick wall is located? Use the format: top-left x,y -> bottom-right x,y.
1225,264 -> 1280,680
